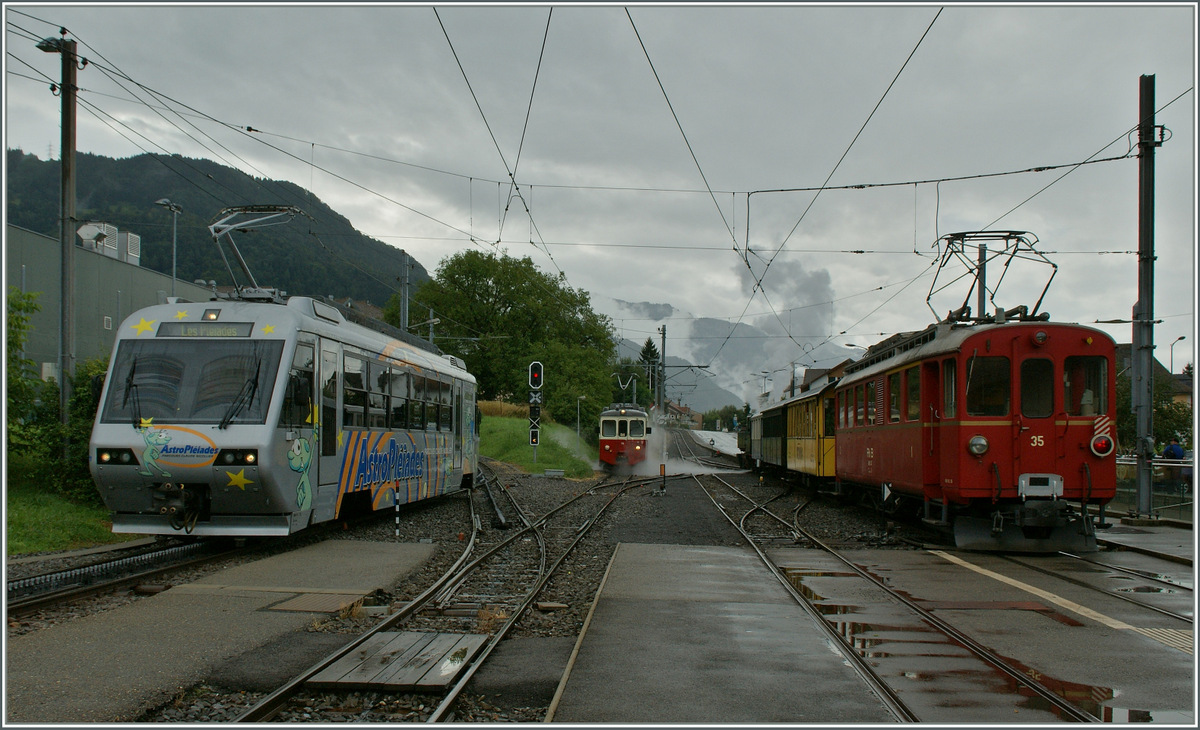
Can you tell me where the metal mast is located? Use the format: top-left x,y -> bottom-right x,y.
1132,74 -> 1162,516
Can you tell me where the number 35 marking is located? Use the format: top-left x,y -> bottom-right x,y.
1030,435 -> 1044,447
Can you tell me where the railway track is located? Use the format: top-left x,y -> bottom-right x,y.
6,540 -> 242,618
669,429 -> 739,471
234,465 -> 656,723
999,552 -> 1193,625
696,472 -> 1102,724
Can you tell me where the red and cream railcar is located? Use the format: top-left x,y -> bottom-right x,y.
599,404 -> 651,472
834,318 -> 1116,551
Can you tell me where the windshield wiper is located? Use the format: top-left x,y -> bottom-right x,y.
122,357 -> 142,426
219,358 -> 262,429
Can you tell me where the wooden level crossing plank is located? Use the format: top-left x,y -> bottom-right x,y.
415,634 -> 488,688
308,632 -> 433,687
307,631 -> 488,690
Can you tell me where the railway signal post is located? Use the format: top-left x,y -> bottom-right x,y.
529,362 -> 543,461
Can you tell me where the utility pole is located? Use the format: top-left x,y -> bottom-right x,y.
38,31 -> 79,435
658,325 -> 667,493
1132,74 -> 1161,517
399,252 -> 410,330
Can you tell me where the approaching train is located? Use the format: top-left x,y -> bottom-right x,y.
598,403 -> 651,472
89,295 -> 479,536
750,314 -> 1117,551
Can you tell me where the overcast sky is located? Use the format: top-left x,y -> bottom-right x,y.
5,2 -> 1196,399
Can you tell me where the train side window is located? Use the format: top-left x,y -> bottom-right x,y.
342,354 -> 366,427
824,397 -> 835,436
388,369 -> 409,429
865,381 -> 876,425
836,392 -> 844,429
942,359 -> 956,419
321,346 -> 338,456
855,385 -> 865,426
1020,358 -> 1054,419
281,343 -> 315,429
965,356 -> 1010,417
905,366 -> 920,422
888,372 -> 901,423
439,380 -> 453,432
409,376 -> 426,430
1064,356 -> 1107,416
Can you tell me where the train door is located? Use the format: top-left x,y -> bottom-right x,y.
318,340 -> 343,501
452,380 -> 463,468
937,358 -> 959,501
921,360 -> 940,490
280,336 -> 320,522
1015,355 -> 1059,497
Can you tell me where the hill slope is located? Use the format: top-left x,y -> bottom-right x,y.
6,148 -> 429,306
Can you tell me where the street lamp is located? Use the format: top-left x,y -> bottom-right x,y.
576,395 -> 587,457
1170,335 -> 1186,374
155,198 -> 181,297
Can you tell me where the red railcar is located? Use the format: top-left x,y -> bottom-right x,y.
599,404 -> 651,472
833,318 -> 1116,551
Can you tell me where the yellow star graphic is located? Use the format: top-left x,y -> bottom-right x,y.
139,417 -> 155,429
337,430 -> 344,448
226,469 -> 253,490
174,310 -> 189,320
131,317 -> 156,335
261,324 -> 275,334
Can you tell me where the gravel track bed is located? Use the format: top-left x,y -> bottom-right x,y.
6,463 -> 914,722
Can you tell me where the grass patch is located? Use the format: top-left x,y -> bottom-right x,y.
480,414 -> 596,478
5,456 -> 140,555
4,413 -> 595,555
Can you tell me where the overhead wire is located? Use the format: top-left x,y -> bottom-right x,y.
432,6 -> 565,280
625,7 -> 738,253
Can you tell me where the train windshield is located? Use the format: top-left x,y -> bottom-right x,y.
629,419 -> 645,437
100,339 -> 285,425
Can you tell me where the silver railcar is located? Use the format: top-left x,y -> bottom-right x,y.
90,296 -> 478,536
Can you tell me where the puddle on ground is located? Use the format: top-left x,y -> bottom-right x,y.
1115,585 -> 1177,594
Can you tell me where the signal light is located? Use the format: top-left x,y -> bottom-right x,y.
529,428 -> 540,446
1091,434 -> 1114,457
529,361 -> 543,389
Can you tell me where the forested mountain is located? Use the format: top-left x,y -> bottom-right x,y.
5,149 -> 428,305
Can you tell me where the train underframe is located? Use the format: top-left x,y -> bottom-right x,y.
808,473 -> 1103,553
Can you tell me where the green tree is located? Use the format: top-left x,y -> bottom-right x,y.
1116,370 -> 1194,452
638,337 -> 660,365
6,288 -> 57,453
702,404 -> 743,431
6,287 -> 106,502
386,250 -> 616,426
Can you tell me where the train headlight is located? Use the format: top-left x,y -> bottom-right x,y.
96,448 -> 137,465
217,449 -> 259,465
1090,434 -> 1115,458
604,444 -> 612,452
967,435 -> 989,456
1031,330 -> 1049,346
634,444 -> 642,451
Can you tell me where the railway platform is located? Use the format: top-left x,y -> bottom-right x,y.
1096,519 -> 1193,565
5,540 -> 435,723
546,542 -> 895,723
